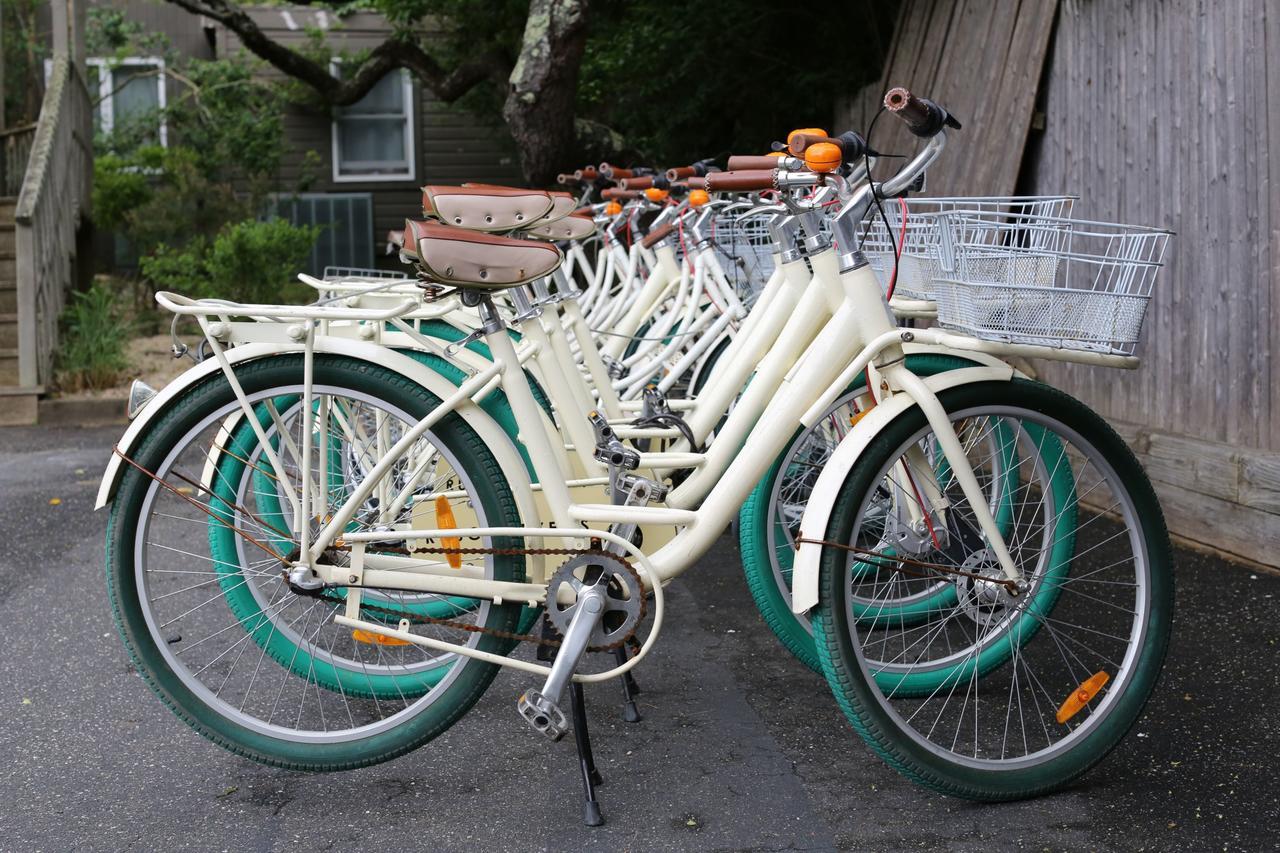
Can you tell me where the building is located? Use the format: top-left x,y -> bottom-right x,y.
61,1 -> 524,271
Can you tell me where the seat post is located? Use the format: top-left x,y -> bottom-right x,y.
470,293 -> 577,529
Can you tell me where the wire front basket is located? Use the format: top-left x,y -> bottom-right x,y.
710,210 -> 776,306
931,215 -> 1172,356
861,196 -> 1076,301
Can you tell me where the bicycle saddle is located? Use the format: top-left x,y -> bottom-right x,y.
404,219 -> 563,289
422,185 -> 555,232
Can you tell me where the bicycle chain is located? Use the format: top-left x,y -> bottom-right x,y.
312,544 -> 648,652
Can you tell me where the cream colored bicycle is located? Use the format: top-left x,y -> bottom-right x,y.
99,89 -> 1173,822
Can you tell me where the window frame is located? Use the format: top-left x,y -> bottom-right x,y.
86,56 -> 169,147
329,64 -> 416,184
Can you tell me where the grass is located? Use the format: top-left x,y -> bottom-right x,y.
55,278 -> 135,393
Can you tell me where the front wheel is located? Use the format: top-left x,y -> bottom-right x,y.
812,379 -> 1172,799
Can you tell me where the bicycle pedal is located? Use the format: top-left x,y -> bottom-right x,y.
518,689 -> 568,741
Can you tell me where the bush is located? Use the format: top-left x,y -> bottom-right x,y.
56,280 -> 134,392
140,218 -> 321,305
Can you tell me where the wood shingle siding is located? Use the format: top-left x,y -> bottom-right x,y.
842,0 -> 1280,566
1024,0 -> 1280,565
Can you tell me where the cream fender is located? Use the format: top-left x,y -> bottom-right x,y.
789,365 -> 1016,615
95,340 -> 540,539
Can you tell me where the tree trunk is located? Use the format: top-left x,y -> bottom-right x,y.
502,0 -> 590,185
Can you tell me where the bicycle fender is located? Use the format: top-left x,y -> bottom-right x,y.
95,341 -> 538,535
789,365 -> 1015,615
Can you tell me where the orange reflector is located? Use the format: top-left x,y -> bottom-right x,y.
604,201 -> 622,216
435,494 -> 463,569
688,188 -> 710,208
644,187 -> 669,202
1056,671 -> 1110,724
352,628 -> 411,647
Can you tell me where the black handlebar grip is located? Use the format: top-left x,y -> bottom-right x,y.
884,87 -> 962,137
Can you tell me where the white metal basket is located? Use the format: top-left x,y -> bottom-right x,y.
861,196 -> 1076,300
710,211 -> 776,305
322,266 -> 413,283
931,215 -> 1172,356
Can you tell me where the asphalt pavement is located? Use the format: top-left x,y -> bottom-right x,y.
2,424 -> 1278,852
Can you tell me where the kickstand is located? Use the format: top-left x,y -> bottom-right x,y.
570,682 -> 605,826
613,645 -> 642,723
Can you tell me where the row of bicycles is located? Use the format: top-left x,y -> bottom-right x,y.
99,88 -> 1173,825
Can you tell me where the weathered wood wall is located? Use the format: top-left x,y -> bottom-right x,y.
835,0 -> 1058,198
843,0 -> 1280,566
1025,0 -> 1280,565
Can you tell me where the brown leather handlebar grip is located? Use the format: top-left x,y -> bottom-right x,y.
619,175 -> 655,191
687,176 -> 708,190
557,173 -> 580,185
640,222 -> 677,249
601,188 -> 641,201
572,206 -> 595,217
726,155 -> 782,171
787,133 -> 840,156
574,166 -> 598,181
599,162 -> 635,179
704,169 -> 777,192
666,166 -> 696,180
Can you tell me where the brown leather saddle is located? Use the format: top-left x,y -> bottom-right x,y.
402,218 -> 562,290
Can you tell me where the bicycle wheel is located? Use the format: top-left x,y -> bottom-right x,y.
812,379 -> 1172,799
106,354 -> 526,770
740,354 -> 1050,674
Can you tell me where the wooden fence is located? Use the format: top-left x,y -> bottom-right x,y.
838,0 -> 1280,566
14,55 -> 93,390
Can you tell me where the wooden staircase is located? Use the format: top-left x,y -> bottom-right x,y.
0,53 -> 92,425
0,196 -> 28,423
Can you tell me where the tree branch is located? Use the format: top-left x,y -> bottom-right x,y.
163,0 -> 508,106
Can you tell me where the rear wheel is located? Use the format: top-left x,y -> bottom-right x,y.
812,380 -> 1172,799
106,354 -> 526,770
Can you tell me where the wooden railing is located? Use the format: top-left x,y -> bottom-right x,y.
14,55 -> 93,390
0,124 -> 38,198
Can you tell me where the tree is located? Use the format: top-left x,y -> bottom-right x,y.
161,0 -> 896,185
165,0 -> 591,184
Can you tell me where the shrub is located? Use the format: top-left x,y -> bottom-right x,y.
140,218 -> 320,306
56,280 -> 134,392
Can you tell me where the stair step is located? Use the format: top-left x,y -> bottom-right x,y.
0,284 -> 15,313
0,313 -> 15,348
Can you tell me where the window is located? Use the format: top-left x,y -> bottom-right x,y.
331,68 -> 415,182
270,193 -> 375,272
88,57 -> 167,146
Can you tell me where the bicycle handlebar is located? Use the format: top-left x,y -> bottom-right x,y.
883,87 -> 962,137
705,169 -> 776,192
726,155 -> 782,171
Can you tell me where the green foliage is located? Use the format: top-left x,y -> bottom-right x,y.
140,219 -> 321,306
56,280 -> 134,392
91,153 -> 153,233
85,6 -> 169,58
205,219 -> 321,304
578,0 -> 897,164
2,0 -> 49,126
